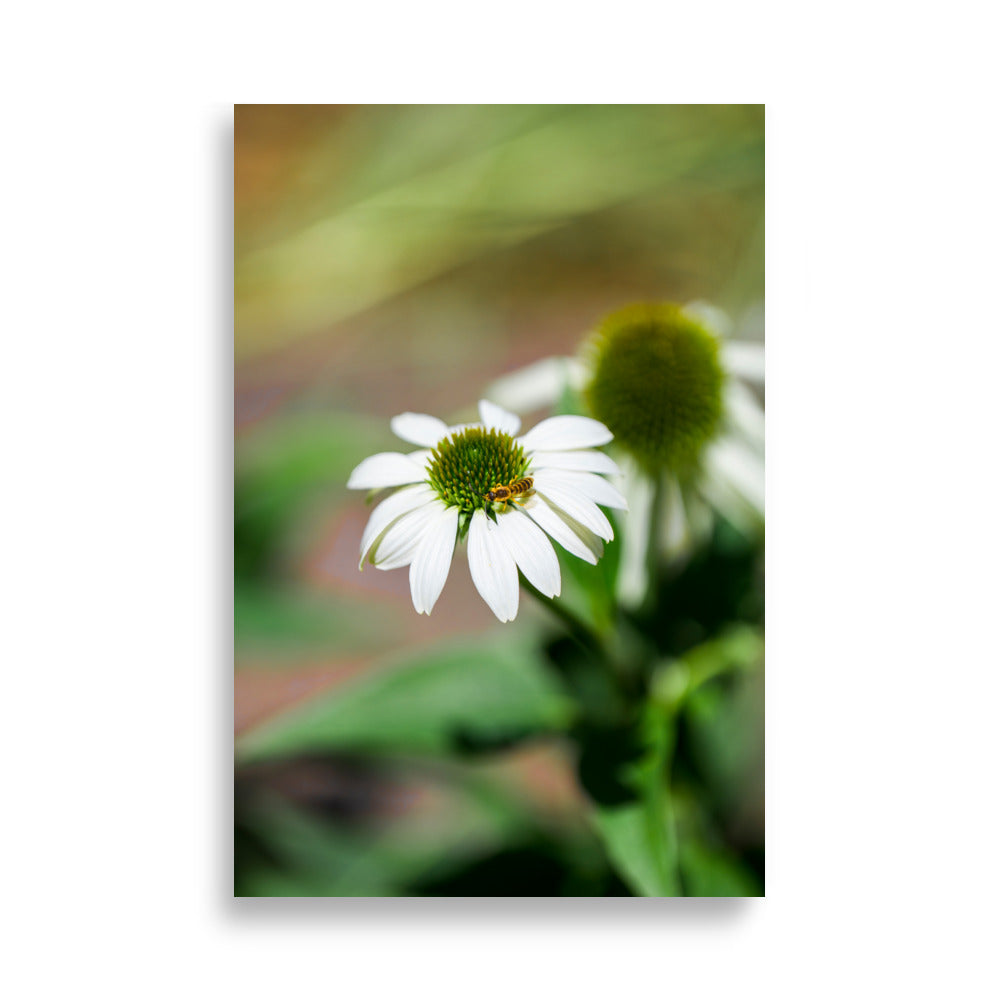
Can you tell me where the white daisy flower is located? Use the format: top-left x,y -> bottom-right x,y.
486,301 -> 764,606
346,399 -> 626,622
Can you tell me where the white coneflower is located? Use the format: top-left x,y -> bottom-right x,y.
486,302 -> 764,605
347,400 -> 626,622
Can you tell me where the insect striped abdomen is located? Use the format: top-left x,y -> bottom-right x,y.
484,477 -> 534,505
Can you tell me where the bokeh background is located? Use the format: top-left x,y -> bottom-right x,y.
235,104 -> 764,896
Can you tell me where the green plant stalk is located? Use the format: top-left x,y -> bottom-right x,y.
589,701 -> 682,897
523,567 -> 683,896
521,577 -> 599,649
641,701 -> 681,895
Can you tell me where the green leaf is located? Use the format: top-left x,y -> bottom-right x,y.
682,624 -> 763,691
237,411 -> 386,496
236,771 -> 532,897
684,664 -> 765,818
236,633 -> 574,762
679,839 -> 762,897
593,801 -> 678,897
591,702 -> 680,896
234,583 -> 404,657
651,624 -> 764,711
235,411 -> 389,582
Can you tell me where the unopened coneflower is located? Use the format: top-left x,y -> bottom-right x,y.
584,303 -> 725,475
347,400 -> 626,622
486,302 -> 764,604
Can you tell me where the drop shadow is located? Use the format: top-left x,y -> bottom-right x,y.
214,110 -> 235,906
224,895 -> 754,926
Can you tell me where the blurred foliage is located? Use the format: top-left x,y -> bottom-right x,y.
234,411 -> 405,657
235,582 -> 400,655
235,521 -> 763,897
236,104 -> 763,361
592,699 -> 679,897
235,105 -> 764,896
236,759 -> 532,897
235,411 -> 386,584
236,634 -> 574,761
236,758 -> 628,897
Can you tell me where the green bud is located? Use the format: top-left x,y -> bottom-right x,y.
584,303 -> 724,475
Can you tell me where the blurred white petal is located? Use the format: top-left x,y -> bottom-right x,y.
724,379 -> 765,453
704,435 -> 765,516
662,473 -> 692,558
468,510 -> 519,622
529,449 -> 621,476
616,458 -> 655,609
684,300 -> 734,338
494,509 -> 561,598
390,412 -> 450,447
723,341 -> 765,384
684,490 -> 715,544
519,415 -> 612,452
347,452 -> 427,490
485,357 -> 585,413
408,505 -> 459,614
478,399 -> 521,436
359,483 -> 437,568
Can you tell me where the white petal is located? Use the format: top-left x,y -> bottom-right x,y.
494,509 -> 561,599
372,501 -> 447,571
685,490 -> 715,543
519,493 -> 602,565
347,452 -> 427,490
359,484 -> 438,569
533,481 -> 614,541
528,449 -> 621,476
390,412 -> 450,447
683,300 -> 734,338
408,505 -> 459,614
615,460 -> 655,608
518,415 -> 612,453
662,473 -> 692,558
699,476 -> 753,533
724,379 -> 765,452
478,399 -> 521,436
467,509 -> 520,623
704,436 -> 764,515
407,449 -> 434,470
534,469 -> 628,511
484,357 -> 581,413
722,341 -> 765,384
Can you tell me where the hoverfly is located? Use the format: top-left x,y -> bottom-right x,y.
483,476 -> 535,507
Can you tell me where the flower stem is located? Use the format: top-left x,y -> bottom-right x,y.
521,577 -> 647,713
520,578 -> 605,656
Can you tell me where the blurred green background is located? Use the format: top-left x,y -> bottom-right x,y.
234,104 -> 764,896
